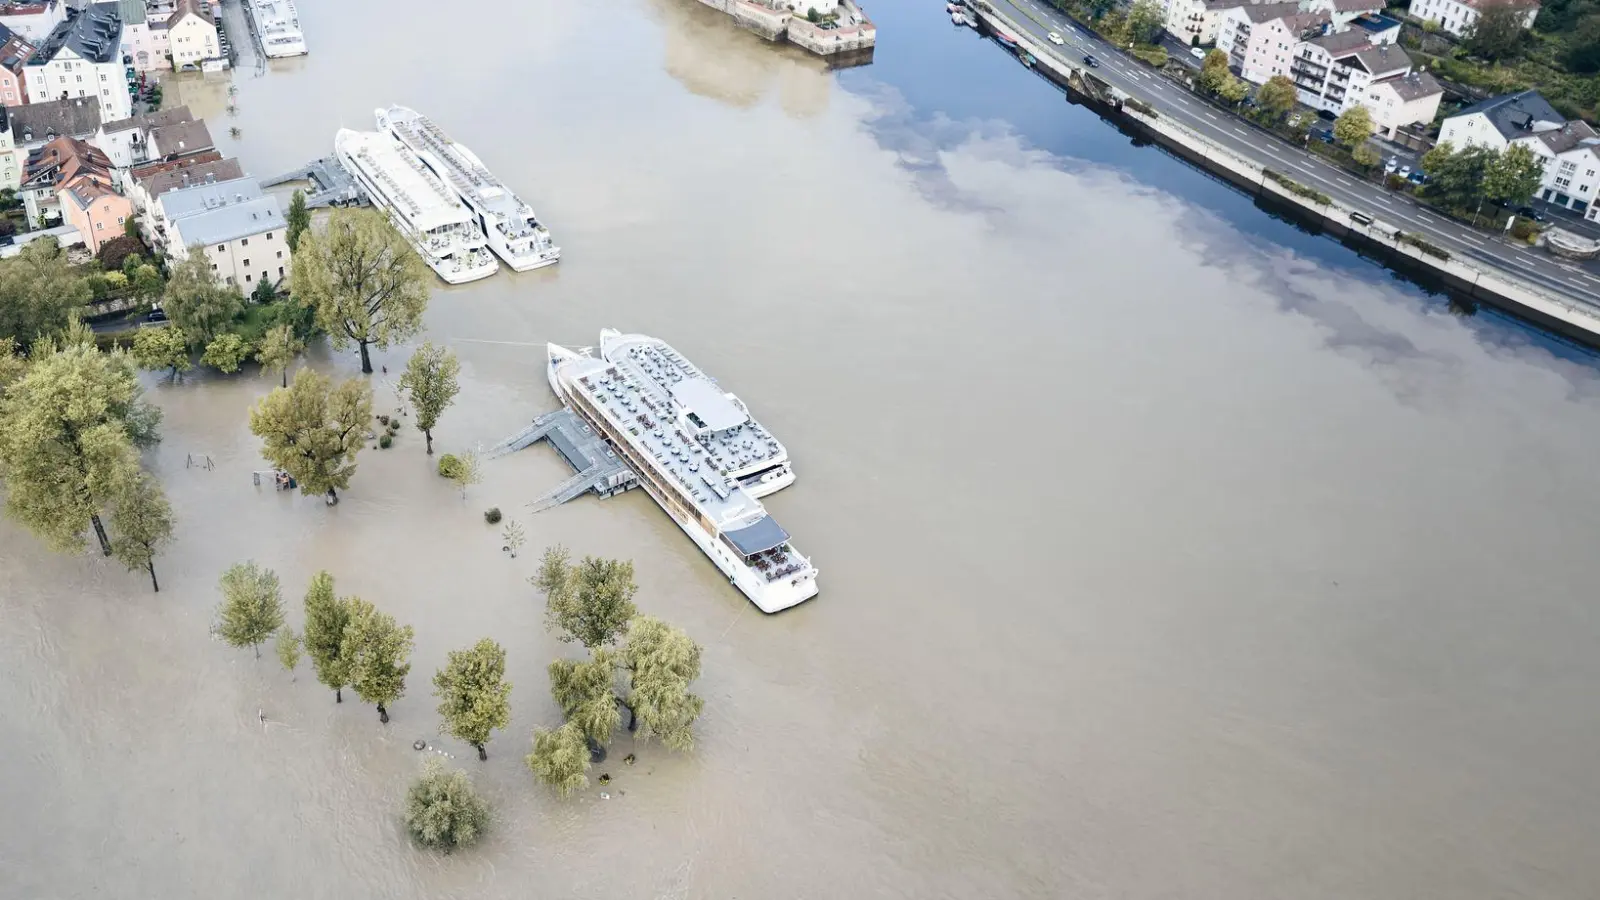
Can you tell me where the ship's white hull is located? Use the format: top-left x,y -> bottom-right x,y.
261,38 -> 307,58
546,343 -> 817,613
334,142 -> 498,285
491,229 -> 561,272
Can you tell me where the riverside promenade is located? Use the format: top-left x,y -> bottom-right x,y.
973,0 -> 1600,346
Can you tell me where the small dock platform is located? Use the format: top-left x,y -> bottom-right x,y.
487,409 -> 638,512
261,156 -> 368,209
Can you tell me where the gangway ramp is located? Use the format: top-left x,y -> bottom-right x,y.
489,408 -> 638,511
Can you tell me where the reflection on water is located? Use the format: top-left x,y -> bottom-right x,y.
5,0 -> 1600,898
649,0 -> 833,117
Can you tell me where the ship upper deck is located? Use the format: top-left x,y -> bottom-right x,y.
382,106 -> 542,240
600,333 -> 787,476
336,129 -> 469,234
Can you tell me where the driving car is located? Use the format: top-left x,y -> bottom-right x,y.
1048,31 -> 1064,44
1190,46 -> 1207,60
1083,54 -> 1100,67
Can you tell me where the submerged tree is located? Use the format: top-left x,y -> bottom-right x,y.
108,472 -> 175,592
444,449 -> 480,498
302,571 -> 353,702
533,546 -> 639,650
163,250 -> 244,346
249,367 -> 373,504
200,332 -> 250,374
548,649 -> 621,747
254,323 -> 304,388
433,638 -> 513,760
403,758 -> 490,853
621,616 -> 705,751
398,342 -> 460,454
526,721 -> 591,796
502,520 -> 526,558
292,208 -> 431,374
340,596 -> 414,724
131,324 -> 192,380
275,626 -> 303,674
216,561 -> 286,658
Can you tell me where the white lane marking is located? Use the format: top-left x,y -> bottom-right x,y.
1205,111 -> 1219,120
1417,214 -> 1437,223
1336,178 -> 1354,187
1458,234 -> 1486,245
1570,278 -> 1590,288
1233,127 -> 1248,136
1262,147 -> 1286,160
1371,196 -> 1393,206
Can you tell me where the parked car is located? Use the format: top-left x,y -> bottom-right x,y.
1383,157 -> 1399,174
1313,127 -> 1335,144
1407,169 -> 1427,185
1397,165 -> 1412,180
1083,54 -> 1100,67
1515,205 -> 1547,222
1190,46 -> 1207,60
1047,31 -> 1064,44
144,308 -> 168,323
1317,109 -> 1337,120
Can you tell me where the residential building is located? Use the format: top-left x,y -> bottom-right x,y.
1362,70 -> 1444,138
1162,0 -> 1248,48
1306,0 -> 1383,28
1347,10 -> 1402,43
1291,33 -> 1411,114
127,152 -> 239,215
1218,4 -> 1330,85
91,104 -> 210,168
0,22 -> 34,106
1406,0 -> 1538,39
117,0 -> 168,72
60,171 -> 130,251
165,0 -> 215,68
159,176 -> 290,288
18,133 -> 117,231
24,3 -> 131,126
1525,121 -> 1600,213
1438,90 -> 1566,151
0,107 -> 16,190
7,94 -> 100,147
0,1 -> 65,42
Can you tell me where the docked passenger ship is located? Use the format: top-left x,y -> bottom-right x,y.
376,105 -> 561,272
333,128 -> 498,284
546,331 -> 817,613
249,0 -> 308,58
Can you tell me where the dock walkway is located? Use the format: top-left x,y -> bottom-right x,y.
487,408 -> 638,512
261,157 -> 368,209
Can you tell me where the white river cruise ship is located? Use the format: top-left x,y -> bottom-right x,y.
248,0 -> 307,58
376,105 -> 561,272
334,128 -> 498,284
547,332 -> 817,613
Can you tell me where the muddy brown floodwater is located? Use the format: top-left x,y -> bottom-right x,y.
4,0 -> 1600,897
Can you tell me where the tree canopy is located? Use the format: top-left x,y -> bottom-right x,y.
1333,105 -> 1373,149
249,368 -> 373,503
201,333 -> 251,374
1483,141 -> 1546,208
109,472 -> 175,593
292,208 -> 431,374
404,758 -> 490,853
286,189 -> 311,252
433,638 -> 514,760
1256,75 -> 1297,121
163,250 -> 244,346
1125,0 -> 1164,44
1464,3 -> 1533,60
0,238 -> 90,353
533,546 -> 639,649
254,324 -> 304,388
548,649 -> 621,746
131,325 -> 192,379
216,561 -> 286,658
622,616 -> 705,752
276,626 -> 303,673
340,597 -> 414,723
302,571 -> 354,702
526,721 -> 591,796
398,342 -> 460,455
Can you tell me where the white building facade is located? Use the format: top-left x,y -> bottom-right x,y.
1406,0 -> 1539,39
24,4 -> 132,126
1219,4 -> 1330,85
158,176 -> 291,289
1361,72 -> 1444,138
166,0 -> 216,69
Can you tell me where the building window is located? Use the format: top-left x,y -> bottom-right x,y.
278,266 -> 284,277
266,232 -> 273,239
226,276 -> 234,285
211,263 -> 218,271
95,222 -> 103,230
243,258 -> 250,267
276,250 -> 282,259
245,274 -> 252,282
1556,176 -> 1572,188
241,237 -> 248,246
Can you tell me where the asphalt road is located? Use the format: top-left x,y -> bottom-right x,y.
984,0 -> 1600,308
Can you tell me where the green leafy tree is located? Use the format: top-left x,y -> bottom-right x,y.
404,758 -> 490,852
1564,14 -> 1600,73
1463,2 -> 1532,60
433,638 -> 514,760
302,571 -> 354,702
532,546 -> 639,649
1420,140 -> 1457,182
0,337 -> 24,395
1217,75 -> 1250,105
1198,49 -> 1230,94
526,721 -> 591,796
1086,0 -> 1116,18
96,234 -> 145,273
292,208 -> 431,374
1256,75 -> 1297,121
1352,143 -> 1380,170
132,264 -> 164,302
251,277 -> 277,306
398,342 -> 460,454
201,333 -> 250,374
254,323 -> 304,388
339,596 -> 414,723
1483,142 -> 1545,209
444,448 -> 480,498
216,561 -> 286,658
0,339 -> 158,556
163,250 -> 243,346
621,616 -> 705,751
276,626 -> 302,673
548,649 -> 621,746
108,472 -> 175,592
1426,143 -> 1498,211
1126,0 -> 1164,44
0,237 -> 91,352
1333,105 -> 1373,149
248,368 -> 373,504
131,325 -> 192,379
286,189 -> 311,252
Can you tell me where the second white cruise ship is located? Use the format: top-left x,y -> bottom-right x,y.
547,332 -> 817,613
334,128 -> 498,284
376,105 -> 561,272
248,0 -> 308,58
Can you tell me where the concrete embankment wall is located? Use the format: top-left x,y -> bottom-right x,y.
975,5 -> 1600,348
690,0 -> 877,56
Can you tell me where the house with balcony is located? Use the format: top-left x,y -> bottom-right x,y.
1217,3 -> 1331,84
1438,90 -> 1567,152
23,3 -> 132,126
1523,121 -> 1600,214
158,176 -> 290,289
91,104 -> 211,173
18,133 -> 127,239
1291,33 -> 1410,112
1306,0 -> 1385,27
1406,0 -> 1538,39
1162,0 -> 1249,48
1362,70 -> 1444,138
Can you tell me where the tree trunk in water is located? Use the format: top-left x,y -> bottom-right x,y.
620,699 -> 638,733
358,341 -> 373,375
326,487 -> 339,505
377,703 -> 389,724
425,430 -> 433,454
335,687 -> 343,703
476,743 -> 487,761
253,642 -> 261,659
281,368 -> 288,388
147,561 -> 159,593
90,514 -> 112,556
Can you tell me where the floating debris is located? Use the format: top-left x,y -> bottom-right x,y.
413,739 -> 427,751
598,773 -> 611,785
599,792 -> 610,800
623,753 -> 636,766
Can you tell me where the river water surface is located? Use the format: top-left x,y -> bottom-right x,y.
4,1 -> 1600,897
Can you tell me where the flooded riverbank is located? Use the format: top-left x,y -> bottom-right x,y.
5,0 -> 1600,897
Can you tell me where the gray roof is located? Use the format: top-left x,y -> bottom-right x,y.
1350,43 -> 1411,76
9,96 -> 101,142
101,104 -> 194,134
1532,120 -> 1599,154
1324,0 -> 1382,10
723,516 -> 790,556
27,2 -> 121,66
170,195 -> 283,247
117,0 -> 145,26
1307,29 -> 1371,54
159,175 -> 261,221
138,157 -> 244,200
1237,2 -> 1304,23
1372,70 -> 1442,101
670,377 -> 748,432
1450,90 -> 1566,140
150,118 -> 212,157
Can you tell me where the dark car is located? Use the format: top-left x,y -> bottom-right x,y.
1515,205 -> 1547,222
145,307 -> 168,323
1317,109 -> 1338,121
1082,54 -> 1100,67
1312,127 -> 1335,144
1408,169 -> 1427,185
